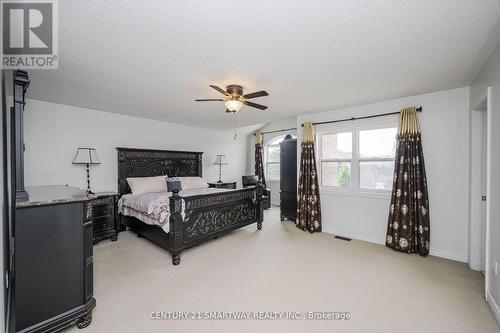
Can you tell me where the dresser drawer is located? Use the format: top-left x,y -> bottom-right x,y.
93,217 -> 114,232
92,205 -> 113,219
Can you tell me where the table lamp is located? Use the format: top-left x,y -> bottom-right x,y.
73,148 -> 100,194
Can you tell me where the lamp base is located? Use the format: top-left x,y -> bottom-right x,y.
217,180 -> 223,184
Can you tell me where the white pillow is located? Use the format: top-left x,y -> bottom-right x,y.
169,176 -> 208,190
127,176 -> 167,195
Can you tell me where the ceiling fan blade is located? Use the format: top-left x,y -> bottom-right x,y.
244,101 -> 268,110
225,109 -> 234,113
195,99 -> 224,101
209,85 -> 229,96
242,90 -> 269,99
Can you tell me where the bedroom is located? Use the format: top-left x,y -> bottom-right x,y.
1,1 -> 500,332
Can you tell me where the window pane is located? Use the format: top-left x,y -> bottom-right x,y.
321,162 -> 351,187
359,128 -> 397,159
267,146 -> 280,163
267,163 -> 280,179
321,132 -> 352,159
359,161 -> 394,190
268,136 -> 285,145
268,135 -> 296,145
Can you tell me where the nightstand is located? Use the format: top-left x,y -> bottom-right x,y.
91,192 -> 119,244
207,181 -> 237,189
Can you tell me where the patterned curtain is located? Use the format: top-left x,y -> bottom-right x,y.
386,107 -> 430,256
296,122 -> 322,233
255,131 -> 266,187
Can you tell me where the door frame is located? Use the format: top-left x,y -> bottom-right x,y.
469,87 -> 492,299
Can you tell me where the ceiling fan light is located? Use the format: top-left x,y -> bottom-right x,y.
224,99 -> 243,112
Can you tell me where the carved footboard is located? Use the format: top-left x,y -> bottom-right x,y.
168,183 -> 264,265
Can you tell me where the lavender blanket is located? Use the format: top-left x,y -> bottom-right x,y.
118,188 -> 231,227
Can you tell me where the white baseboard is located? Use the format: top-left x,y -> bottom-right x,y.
487,292 -> 500,326
324,229 -> 467,263
428,248 -> 468,263
323,229 -> 385,246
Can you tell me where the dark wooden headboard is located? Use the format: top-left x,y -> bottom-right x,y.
116,147 -> 203,195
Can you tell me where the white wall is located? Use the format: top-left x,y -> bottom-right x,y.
246,117 -> 297,205
23,99 -> 249,192
471,41 -> 500,323
296,87 -> 470,262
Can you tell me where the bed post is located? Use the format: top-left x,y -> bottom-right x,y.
256,181 -> 264,230
169,189 -> 183,265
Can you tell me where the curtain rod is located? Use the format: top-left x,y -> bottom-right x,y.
301,106 -> 423,127
253,127 -> 297,136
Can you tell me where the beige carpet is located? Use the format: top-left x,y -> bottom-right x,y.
67,207 -> 499,333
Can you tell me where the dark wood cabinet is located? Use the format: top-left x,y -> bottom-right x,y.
208,181 -> 237,189
15,186 -> 96,332
280,135 -> 297,221
91,193 -> 119,244
9,72 -> 96,332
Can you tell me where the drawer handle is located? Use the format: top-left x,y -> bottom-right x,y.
94,208 -> 111,217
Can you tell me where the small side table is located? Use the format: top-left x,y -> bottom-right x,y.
91,192 -> 119,245
207,181 -> 237,189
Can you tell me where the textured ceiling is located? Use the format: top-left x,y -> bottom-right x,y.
26,0 -> 500,130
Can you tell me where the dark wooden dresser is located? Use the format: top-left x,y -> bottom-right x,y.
15,186 -> 96,332
280,135 -> 297,221
207,181 -> 237,189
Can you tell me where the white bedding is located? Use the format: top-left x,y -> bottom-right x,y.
118,187 -> 231,233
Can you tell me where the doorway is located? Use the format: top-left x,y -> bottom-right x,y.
469,88 -> 491,296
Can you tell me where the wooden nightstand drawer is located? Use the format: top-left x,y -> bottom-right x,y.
93,217 -> 114,232
92,205 -> 112,219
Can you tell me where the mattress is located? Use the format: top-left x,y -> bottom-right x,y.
118,187 -> 231,233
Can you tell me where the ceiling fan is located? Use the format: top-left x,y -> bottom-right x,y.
195,85 -> 269,113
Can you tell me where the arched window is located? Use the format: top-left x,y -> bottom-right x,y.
264,135 -> 296,181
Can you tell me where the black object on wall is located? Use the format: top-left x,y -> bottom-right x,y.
12,70 -> 29,202
280,135 -> 297,222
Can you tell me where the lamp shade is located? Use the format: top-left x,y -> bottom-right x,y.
72,148 -> 100,165
224,99 -> 243,112
214,155 -> 228,166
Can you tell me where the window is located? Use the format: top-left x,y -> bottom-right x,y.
359,128 -> 397,190
318,125 -> 397,192
264,135 -> 296,181
320,132 -> 352,187
266,145 -> 280,180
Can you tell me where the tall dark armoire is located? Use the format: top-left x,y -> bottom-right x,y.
280,135 -> 297,221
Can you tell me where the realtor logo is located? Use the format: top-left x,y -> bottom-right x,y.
1,0 -> 58,69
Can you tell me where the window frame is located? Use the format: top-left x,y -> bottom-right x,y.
263,135 -> 296,182
318,131 -> 353,188
316,119 -> 398,197
265,143 -> 281,181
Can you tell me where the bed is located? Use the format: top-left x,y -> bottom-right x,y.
116,147 -> 265,265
